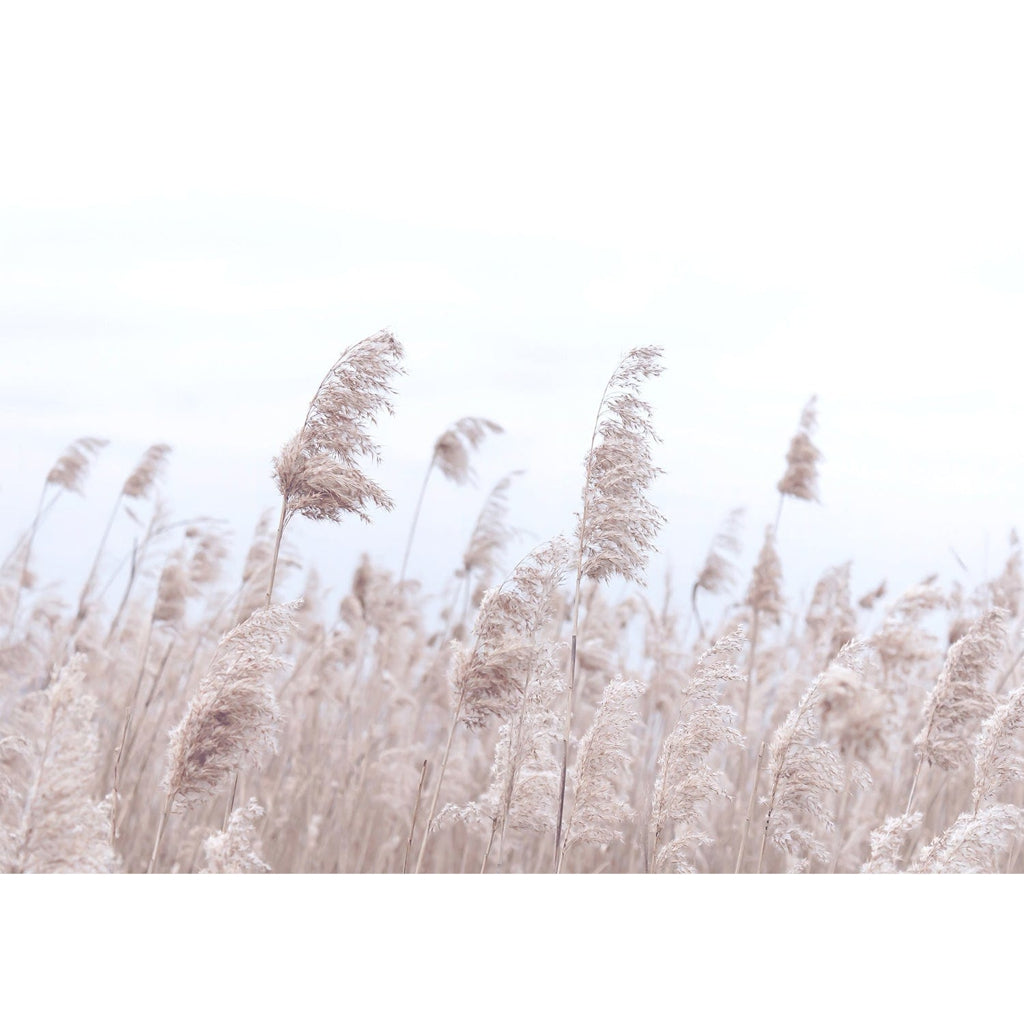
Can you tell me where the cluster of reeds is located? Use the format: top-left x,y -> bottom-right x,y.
3,332 -> 1024,873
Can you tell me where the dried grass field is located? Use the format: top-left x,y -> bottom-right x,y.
4,330 -> 1024,876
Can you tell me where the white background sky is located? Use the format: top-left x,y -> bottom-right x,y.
3,1 -> 1024,616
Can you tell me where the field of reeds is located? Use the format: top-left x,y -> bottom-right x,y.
3,329 -> 1024,875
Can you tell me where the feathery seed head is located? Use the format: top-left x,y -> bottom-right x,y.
162,602 -> 296,812
153,553 -> 189,625
453,538 -> 571,728
201,798 -> 272,873
693,507 -> 745,598
909,804 -> 1022,873
122,443 -> 173,500
973,681 -> 1024,811
458,471 -> 523,582
273,330 -> 404,525
45,437 -> 108,495
777,395 -> 822,502
746,526 -> 784,624
564,675 -> 646,852
915,607 -> 1006,771
432,417 -> 503,486
576,346 -> 665,586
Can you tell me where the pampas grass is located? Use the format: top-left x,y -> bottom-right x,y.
1,656 -> 117,873
649,630 -> 744,872
8,345 -> 1024,875
400,416 -> 503,582
555,345 -> 664,864
149,602 -> 295,871
907,607 -> 1006,813
269,330 -> 405,605
201,798 -> 272,873
559,675 -> 646,869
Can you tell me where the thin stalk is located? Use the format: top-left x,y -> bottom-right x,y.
735,741 -> 765,873
757,752 -> 786,874
403,759 -> 429,874
648,713 -> 680,872
497,667 -> 538,870
480,823 -> 497,874
110,708 -> 132,848
554,375 -> 612,869
5,486 -> 53,640
553,626 -> 579,872
828,765 -> 853,873
414,697 -> 464,874
994,645 -> 1024,696
905,758 -> 924,817
105,540 -> 140,645
264,494 -> 290,610
147,794 -> 172,874
74,492 -> 123,633
14,693 -> 60,872
223,774 -> 240,831
400,457 -> 436,584
740,610 -> 761,736
119,638 -> 175,772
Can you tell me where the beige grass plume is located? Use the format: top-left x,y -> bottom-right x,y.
908,804 -> 1022,873
432,417 -> 504,485
972,678 -> 1024,814
777,395 -> 821,501
415,538 -> 570,872
805,562 -> 857,666
774,395 -> 821,533
187,524 -> 231,589
73,443 -> 172,635
861,812 -> 924,872
740,526 -> 784,735
123,443 -> 173,500
559,675 -> 647,869
1,656 -> 118,873
555,345 -> 665,865
435,640 -> 565,870
650,630 -> 745,872
149,602 -> 296,871
871,581 -> 946,680
457,471 -> 523,586
746,526 -> 784,624
268,330 -> 405,605
906,607 -> 1006,814
400,416 -> 503,582
46,437 -> 109,495
691,507 -> 744,638
756,663 -> 846,872
201,798 -> 272,873
4,438 -> 108,639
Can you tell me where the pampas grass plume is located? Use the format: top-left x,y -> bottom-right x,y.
161,602 -> 296,813
272,330 -> 405,526
776,395 -> 822,503
201,798 -> 272,873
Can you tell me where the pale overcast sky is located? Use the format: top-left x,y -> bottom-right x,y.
3,2 -> 1024,615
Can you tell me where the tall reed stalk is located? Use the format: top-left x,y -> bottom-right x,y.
553,346 -> 664,868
